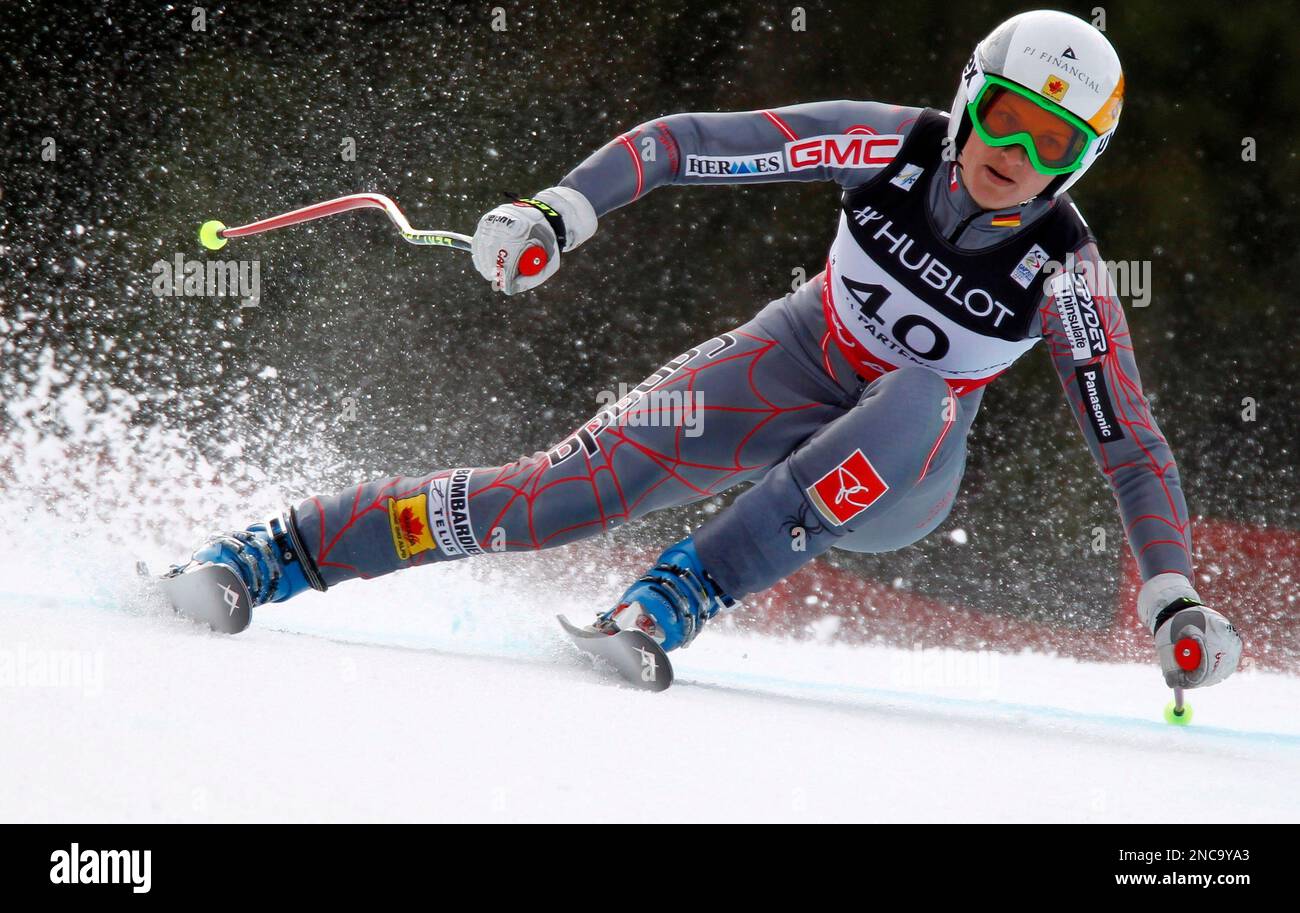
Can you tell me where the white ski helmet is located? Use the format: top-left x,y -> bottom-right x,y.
947,10 -> 1125,197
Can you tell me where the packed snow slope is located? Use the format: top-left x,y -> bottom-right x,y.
1,537 -> 1296,823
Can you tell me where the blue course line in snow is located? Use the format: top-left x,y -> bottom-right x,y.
268,619 -> 1300,747
15,588 -> 1292,748
679,667 -> 1300,748
259,620 -> 547,664
0,589 -> 118,611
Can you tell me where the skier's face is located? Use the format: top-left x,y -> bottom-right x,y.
959,132 -> 1055,210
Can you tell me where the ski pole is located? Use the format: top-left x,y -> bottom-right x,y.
1163,636 -> 1199,725
196,192 -> 549,276
1163,685 -> 1191,725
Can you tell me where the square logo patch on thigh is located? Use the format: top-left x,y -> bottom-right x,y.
806,448 -> 889,526
388,493 -> 437,560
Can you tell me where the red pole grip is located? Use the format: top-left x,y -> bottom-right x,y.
518,244 -> 549,277
1174,637 -> 1202,672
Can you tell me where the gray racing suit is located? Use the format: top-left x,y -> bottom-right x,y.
290,101 -> 1193,602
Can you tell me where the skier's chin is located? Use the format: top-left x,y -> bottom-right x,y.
966,165 -> 1032,210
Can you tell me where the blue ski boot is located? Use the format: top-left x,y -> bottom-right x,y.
184,513 -> 321,607
596,536 -> 736,652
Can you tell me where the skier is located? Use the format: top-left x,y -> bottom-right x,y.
182,10 -> 1241,689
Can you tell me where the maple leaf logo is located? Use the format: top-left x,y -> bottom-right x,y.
399,506 -> 425,545
1042,75 -> 1070,101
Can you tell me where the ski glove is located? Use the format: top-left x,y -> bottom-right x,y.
471,186 -> 597,295
1137,573 -> 1243,689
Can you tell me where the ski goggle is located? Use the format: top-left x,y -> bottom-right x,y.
967,74 -> 1098,175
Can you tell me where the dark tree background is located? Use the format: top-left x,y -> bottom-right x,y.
1,0 -> 1296,629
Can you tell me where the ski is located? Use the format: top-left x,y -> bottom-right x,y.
557,614 -> 673,692
139,562 -> 253,634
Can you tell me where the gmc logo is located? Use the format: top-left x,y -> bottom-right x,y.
786,134 -> 902,171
